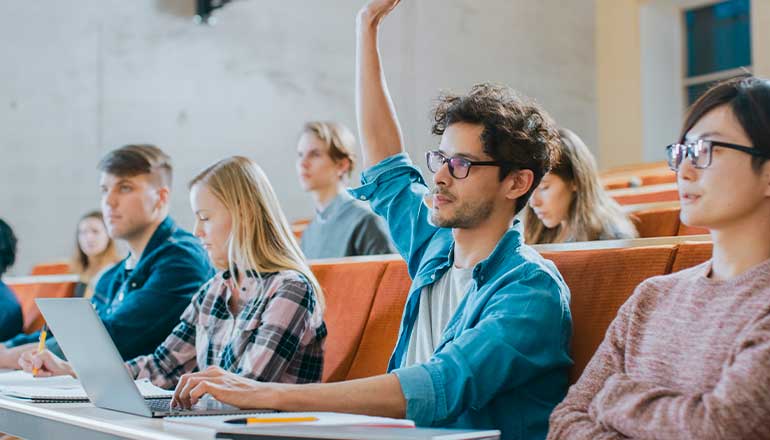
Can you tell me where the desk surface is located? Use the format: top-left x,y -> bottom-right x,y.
0,395 -> 215,440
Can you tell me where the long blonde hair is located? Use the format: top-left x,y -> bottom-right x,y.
524,128 -> 638,244
189,156 -> 324,311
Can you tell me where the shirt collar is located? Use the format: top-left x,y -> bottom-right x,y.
316,192 -> 354,221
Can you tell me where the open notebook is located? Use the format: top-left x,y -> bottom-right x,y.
0,370 -> 172,403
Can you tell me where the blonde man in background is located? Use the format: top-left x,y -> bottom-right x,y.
296,121 -> 394,258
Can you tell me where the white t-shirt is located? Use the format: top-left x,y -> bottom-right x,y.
404,265 -> 475,367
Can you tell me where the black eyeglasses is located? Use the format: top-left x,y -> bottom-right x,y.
425,150 -> 510,179
665,139 -> 770,171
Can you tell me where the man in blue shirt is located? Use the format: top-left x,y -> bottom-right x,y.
0,218 -> 23,341
0,145 -> 213,366
170,1 -> 571,439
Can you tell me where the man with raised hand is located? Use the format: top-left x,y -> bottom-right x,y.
171,2 -> 571,439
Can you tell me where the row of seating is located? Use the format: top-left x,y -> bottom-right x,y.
624,201 -> 709,238
5,235 -> 712,385
600,161 -> 675,190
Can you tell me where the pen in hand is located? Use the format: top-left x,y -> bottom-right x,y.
31,324 -> 48,377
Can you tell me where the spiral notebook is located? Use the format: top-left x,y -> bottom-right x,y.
0,371 -> 172,403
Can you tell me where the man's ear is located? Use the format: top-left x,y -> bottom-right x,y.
504,169 -> 534,201
155,186 -> 170,211
336,158 -> 352,179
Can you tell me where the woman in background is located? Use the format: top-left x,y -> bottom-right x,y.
524,128 -> 638,244
71,211 -> 122,298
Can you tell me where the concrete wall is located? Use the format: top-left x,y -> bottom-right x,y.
0,0 -> 596,274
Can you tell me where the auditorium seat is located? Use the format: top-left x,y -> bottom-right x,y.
311,259 -> 389,382
5,275 -> 79,333
346,259 -> 411,380
29,262 -> 71,276
610,183 -> 680,205
630,206 -> 681,238
670,241 -> 713,273
541,245 -> 677,383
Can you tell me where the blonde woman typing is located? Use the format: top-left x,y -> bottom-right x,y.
21,156 -> 327,388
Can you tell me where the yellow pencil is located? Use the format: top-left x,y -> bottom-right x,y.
31,324 -> 48,377
225,416 -> 319,425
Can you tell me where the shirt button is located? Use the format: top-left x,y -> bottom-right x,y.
359,195 -> 367,200
131,282 -> 137,288
430,274 -> 436,280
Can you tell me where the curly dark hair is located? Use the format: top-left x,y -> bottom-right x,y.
431,83 -> 559,213
0,218 -> 17,276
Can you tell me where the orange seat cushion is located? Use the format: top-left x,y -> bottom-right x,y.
631,206 -> 681,238
346,260 -> 410,380
312,261 -> 388,382
30,262 -> 71,276
670,242 -> 713,274
677,222 -> 709,236
613,188 -> 680,205
542,246 -> 676,384
8,281 -> 77,333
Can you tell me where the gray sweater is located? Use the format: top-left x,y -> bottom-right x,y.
300,192 -> 395,259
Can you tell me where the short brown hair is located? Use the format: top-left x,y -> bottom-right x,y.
431,83 -> 559,213
302,121 -> 357,178
97,144 -> 173,188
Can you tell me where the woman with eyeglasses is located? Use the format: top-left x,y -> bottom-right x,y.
523,128 -> 638,244
548,76 -> 770,439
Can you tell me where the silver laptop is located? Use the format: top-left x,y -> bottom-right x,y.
36,298 -> 271,418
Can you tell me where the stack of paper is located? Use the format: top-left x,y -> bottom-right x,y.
0,370 -> 172,402
164,411 -> 415,429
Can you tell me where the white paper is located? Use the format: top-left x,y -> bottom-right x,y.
164,411 -> 415,430
0,371 -> 172,400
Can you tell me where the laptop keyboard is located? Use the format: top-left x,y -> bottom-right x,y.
147,398 -> 175,413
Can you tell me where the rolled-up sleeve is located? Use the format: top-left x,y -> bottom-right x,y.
349,153 -> 440,277
393,269 -> 571,426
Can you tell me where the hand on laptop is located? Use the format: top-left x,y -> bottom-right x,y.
18,349 -> 75,378
172,365 -> 282,410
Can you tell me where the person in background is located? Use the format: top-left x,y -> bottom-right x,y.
21,156 -> 327,389
548,76 -> 770,439
0,219 -> 23,341
70,210 -> 122,298
0,144 -> 213,368
524,128 -> 638,244
296,121 -> 394,258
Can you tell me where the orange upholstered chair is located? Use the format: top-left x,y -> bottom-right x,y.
6,276 -> 78,333
611,186 -> 680,205
312,260 -> 389,382
670,242 -> 713,273
677,222 -> 709,236
346,259 -> 411,380
630,206 -> 681,238
29,262 -> 71,276
542,245 -> 677,384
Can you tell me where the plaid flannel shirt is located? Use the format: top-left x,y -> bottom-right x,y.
126,269 -> 326,389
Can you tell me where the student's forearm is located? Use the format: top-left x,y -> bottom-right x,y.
355,9 -> 405,168
274,373 -> 406,419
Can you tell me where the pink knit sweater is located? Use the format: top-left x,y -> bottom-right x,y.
548,258 -> 770,440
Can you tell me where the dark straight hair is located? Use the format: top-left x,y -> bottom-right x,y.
0,218 -> 17,276
679,75 -> 770,172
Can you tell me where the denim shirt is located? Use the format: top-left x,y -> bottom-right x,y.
349,153 -> 572,440
5,217 -> 214,361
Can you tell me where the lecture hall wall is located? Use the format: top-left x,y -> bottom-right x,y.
0,0 -> 596,274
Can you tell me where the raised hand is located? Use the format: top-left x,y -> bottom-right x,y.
359,0 -> 402,26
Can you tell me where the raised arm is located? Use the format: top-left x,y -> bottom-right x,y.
356,0 -> 405,168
